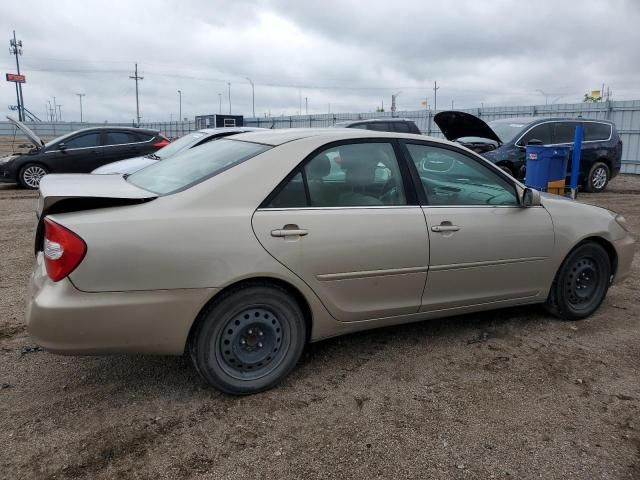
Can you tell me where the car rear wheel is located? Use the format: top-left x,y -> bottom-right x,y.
584,162 -> 610,193
189,283 -> 306,395
19,163 -> 48,189
544,242 -> 611,320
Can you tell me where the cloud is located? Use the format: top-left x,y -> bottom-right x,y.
1,0 -> 639,122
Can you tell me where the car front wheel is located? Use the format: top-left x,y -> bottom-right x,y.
189,283 -> 306,395
544,242 -> 611,320
19,163 -> 49,189
584,162 -> 610,193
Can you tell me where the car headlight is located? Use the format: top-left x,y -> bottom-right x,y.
615,214 -> 630,232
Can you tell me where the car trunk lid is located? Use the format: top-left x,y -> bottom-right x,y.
35,174 -> 157,252
434,111 -> 502,144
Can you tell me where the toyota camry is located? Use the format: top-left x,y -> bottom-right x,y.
27,129 -> 635,394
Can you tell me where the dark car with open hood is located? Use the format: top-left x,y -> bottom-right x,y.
0,116 -> 169,189
434,111 -> 622,192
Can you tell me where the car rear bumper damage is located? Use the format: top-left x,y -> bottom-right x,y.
26,254 -> 216,355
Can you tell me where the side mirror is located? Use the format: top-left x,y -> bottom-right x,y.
522,187 -> 541,207
58,142 -> 67,151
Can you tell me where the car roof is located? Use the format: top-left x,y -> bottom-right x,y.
228,127 -> 444,147
62,126 -> 160,135
197,127 -> 266,134
334,118 -> 415,126
489,116 -> 614,125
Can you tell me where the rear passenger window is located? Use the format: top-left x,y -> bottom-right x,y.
584,123 -> 612,141
268,172 -> 307,208
393,122 -> 411,133
266,143 -> 407,208
105,132 -> 139,145
366,123 -> 391,132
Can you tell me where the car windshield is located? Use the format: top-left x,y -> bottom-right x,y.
487,121 -> 527,143
127,139 -> 271,195
154,131 -> 212,159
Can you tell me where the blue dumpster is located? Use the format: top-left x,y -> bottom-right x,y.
525,145 -> 570,194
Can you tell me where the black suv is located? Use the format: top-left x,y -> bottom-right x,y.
434,111 -> 622,192
333,118 -> 421,134
0,116 -> 169,189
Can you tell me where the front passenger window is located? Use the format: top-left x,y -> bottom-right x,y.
406,144 -> 518,206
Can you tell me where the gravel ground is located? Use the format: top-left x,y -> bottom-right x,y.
0,176 -> 639,480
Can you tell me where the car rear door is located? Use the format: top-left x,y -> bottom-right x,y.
252,139 -> 430,322
402,141 -> 556,311
46,131 -> 104,173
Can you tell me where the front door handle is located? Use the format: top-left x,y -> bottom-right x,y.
271,228 -> 309,237
431,224 -> 460,233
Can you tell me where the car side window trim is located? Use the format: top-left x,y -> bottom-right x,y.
103,131 -> 153,148
514,120 -> 613,147
398,139 -> 522,208
259,138 -> 419,209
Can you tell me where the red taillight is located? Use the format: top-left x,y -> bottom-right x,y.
43,218 -> 87,282
152,137 -> 170,148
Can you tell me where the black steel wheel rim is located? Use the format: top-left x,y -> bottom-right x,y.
565,257 -> 599,308
216,306 -> 288,380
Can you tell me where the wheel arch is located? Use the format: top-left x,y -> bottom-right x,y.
185,276 -> 314,352
567,236 -> 618,279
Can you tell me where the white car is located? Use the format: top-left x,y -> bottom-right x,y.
92,127 -> 266,175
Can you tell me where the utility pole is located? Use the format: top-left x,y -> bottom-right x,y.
177,89 -> 182,120
227,82 -> 231,114
451,99 -> 454,110
76,93 -> 85,122
57,104 -> 63,122
298,87 -> 302,115
246,77 -> 255,118
53,96 -> 58,122
129,63 -> 143,125
433,81 -> 440,113
218,93 -> 222,114
391,91 -> 401,117
305,97 -> 308,115
9,31 -> 25,121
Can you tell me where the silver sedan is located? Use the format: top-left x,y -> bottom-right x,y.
27,129 -> 635,394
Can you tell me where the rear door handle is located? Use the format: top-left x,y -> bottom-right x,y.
271,229 -> 308,237
431,224 -> 460,232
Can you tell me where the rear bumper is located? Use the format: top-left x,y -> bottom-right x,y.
613,234 -> 635,284
26,254 -> 217,355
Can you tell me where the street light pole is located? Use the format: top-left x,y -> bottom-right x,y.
218,93 -> 222,114
177,89 -> 182,120
76,93 -> 85,122
245,77 -> 255,118
227,82 -> 231,114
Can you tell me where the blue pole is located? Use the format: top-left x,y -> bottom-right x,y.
569,124 -> 583,198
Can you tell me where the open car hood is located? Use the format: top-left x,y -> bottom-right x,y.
6,115 -> 44,149
433,111 -> 502,144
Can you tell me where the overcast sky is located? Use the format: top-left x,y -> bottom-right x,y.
1,0 -> 639,122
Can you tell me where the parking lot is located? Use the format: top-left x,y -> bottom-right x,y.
0,176 -> 638,479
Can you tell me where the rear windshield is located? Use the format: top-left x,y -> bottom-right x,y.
127,139 -> 270,195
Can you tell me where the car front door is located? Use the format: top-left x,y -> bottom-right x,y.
402,141 -> 556,311
102,131 -> 144,167
514,122 -> 554,174
252,140 -> 430,322
47,131 -> 104,173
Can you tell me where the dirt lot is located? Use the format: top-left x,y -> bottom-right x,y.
1,176 -> 639,480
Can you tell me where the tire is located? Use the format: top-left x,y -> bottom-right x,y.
584,161 -> 610,193
544,242 -> 611,320
18,163 -> 48,190
189,283 -> 306,395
